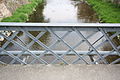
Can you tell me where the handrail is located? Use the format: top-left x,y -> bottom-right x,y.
0,22 -> 120,27
0,23 -> 120,31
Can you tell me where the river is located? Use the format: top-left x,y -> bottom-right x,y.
28,0 -> 100,51
0,0 -> 104,64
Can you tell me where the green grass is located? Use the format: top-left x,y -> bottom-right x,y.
1,0 -> 43,22
86,0 -> 120,23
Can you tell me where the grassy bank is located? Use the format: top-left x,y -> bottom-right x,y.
86,0 -> 120,23
1,0 -> 43,22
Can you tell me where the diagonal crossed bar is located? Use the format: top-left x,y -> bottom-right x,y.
51,31 -> 97,64
0,32 -> 48,64
0,23 -> 120,64
46,27 -> 89,64
23,30 -> 68,64
100,28 -> 120,55
30,31 -> 71,64
0,32 -> 27,64
74,28 -> 108,64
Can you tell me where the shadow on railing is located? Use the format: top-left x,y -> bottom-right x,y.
0,23 -> 120,64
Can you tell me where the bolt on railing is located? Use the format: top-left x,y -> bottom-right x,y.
0,23 -> 120,64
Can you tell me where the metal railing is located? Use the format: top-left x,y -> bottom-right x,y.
0,23 -> 120,64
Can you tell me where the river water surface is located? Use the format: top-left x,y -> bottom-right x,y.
29,0 -> 98,23
27,0 -> 100,51
1,0 -> 104,64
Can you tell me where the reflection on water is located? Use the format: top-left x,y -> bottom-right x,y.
1,0 -> 100,51
0,0 -> 101,64
27,0 -> 99,51
29,0 -> 98,23
4,31 -> 51,51
77,2 -> 98,22
28,3 -> 45,22
1,0 -> 120,64
43,0 -> 78,23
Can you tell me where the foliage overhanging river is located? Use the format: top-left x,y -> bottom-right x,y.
1,0 -> 107,64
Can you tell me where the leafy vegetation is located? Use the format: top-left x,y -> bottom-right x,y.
86,0 -> 120,23
1,0 -> 43,22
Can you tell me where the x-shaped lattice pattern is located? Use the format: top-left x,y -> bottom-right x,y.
0,27 -> 120,64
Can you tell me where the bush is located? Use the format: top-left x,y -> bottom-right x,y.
1,0 -> 43,22
87,0 -> 120,23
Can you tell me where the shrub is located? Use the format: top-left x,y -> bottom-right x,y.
1,0 -> 43,22
87,0 -> 120,23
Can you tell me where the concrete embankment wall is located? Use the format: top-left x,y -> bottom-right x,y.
0,0 -> 43,22
0,0 -> 29,20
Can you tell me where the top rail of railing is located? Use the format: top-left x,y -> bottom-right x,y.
0,22 -> 120,27
0,23 -> 120,31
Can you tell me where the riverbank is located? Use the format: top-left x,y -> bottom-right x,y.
1,0 -> 43,22
0,0 -> 29,21
86,0 -> 120,23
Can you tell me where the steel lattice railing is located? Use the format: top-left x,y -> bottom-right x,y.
0,23 -> 120,64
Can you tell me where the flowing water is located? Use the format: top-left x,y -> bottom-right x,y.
27,0 -> 100,51
0,0 -> 104,64
29,0 -> 98,23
